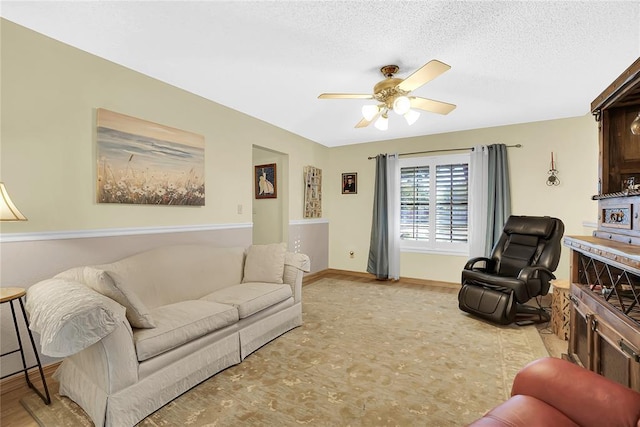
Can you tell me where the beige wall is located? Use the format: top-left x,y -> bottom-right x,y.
0,21 -> 330,258
1,18 -> 600,286
324,115 -> 599,283
0,19 -> 603,376
0,19 -> 327,236
0,19 -> 331,374
252,146 -> 286,244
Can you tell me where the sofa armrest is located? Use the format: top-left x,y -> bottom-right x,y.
284,252 -> 310,303
57,318 -> 139,395
27,278 -> 139,394
26,278 -> 127,357
285,252 -> 311,272
512,357 -> 640,427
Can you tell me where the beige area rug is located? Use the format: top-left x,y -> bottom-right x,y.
21,278 -> 548,426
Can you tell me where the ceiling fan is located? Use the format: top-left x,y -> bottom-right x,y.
318,60 -> 456,130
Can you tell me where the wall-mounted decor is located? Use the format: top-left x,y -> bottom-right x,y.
546,152 -> 559,186
342,172 -> 357,194
96,109 -> 205,205
304,166 -> 322,218
255,163 -> 277,199
602,204 -> 632,229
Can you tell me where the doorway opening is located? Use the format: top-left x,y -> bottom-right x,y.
252,146 -> 288,244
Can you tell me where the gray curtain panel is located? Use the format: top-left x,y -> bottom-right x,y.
485,143 -> 512,254
367,154 -> 389,279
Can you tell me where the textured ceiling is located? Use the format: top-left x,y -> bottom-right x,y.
2,1 -> 640,147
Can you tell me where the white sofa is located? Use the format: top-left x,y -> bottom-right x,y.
26,243 -> 310,427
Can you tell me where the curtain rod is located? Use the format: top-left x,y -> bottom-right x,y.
367,144 -> 522,159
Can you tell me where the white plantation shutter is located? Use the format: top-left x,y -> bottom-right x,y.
399,154 -> 470,254
400,165 -> 429,240
435,163 -> 469,243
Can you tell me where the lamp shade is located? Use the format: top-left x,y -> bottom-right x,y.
362,105 -> 380,121
374,113 -> 389,131
404,109 -> 420,126
0,182 -> 27,221
393,96 -> 411,115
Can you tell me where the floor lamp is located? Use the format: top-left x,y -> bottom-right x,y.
0,182 -> 27,222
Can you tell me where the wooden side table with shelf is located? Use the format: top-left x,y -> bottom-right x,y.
1,287 -> 51,404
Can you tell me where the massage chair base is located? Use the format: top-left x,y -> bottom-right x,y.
458,284 -> 549,325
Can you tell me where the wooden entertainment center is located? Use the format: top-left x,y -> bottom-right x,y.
565,57 -> 640,391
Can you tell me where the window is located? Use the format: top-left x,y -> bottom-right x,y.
400,154 -> 470,254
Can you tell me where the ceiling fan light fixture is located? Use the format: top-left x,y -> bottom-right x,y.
404,109 -> 420,126
362,104 -> 379,121
392,96 -> 411,115
318,59 -> 455,129
374,112 -> 389,131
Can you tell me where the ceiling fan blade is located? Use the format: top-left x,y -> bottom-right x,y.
355,113 -> 379,128
410,97 -> 456,115
318,93 -> 374,99
396,60 -> 451,92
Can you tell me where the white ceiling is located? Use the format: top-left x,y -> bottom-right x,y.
2,1 -> 640,148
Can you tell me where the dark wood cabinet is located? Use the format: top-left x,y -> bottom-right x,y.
590,57 -> 640,244
564,57 -> 640,391
592,57 -> 640,200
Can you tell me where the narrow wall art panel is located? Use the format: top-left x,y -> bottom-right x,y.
96,108 -> 205,205
304,166 -> 322,218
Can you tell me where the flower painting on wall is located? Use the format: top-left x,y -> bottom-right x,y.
96,108 -> 205,205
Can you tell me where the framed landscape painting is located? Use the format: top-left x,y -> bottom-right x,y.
96,109 -> 205,205
255,163 -> 277,199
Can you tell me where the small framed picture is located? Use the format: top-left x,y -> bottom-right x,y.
342,173 -> 357,194
601,204 -> 632,229
255,163 -> 277,199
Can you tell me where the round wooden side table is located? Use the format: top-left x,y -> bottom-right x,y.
0,287 -> 51,404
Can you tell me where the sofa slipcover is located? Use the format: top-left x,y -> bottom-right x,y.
27,243 -> 310,427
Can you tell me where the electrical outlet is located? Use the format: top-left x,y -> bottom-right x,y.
237,204 -> 243,214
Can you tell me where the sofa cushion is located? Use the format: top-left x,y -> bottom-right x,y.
56,266 -> 155,329
242,243 -> 286,284
201,283 -> 292,318
133,300 -> 238,361
26,278 -> 127,357
96,245 -> 246,310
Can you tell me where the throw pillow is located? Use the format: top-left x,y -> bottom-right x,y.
26,278 -> 127,357
56,267 -> 156,328
242,242 -> 286,284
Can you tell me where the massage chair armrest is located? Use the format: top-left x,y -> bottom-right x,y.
517,266 -> 555,283
464,257 -> 495,272
511,357 -> 640,427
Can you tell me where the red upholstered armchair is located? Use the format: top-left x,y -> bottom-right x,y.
467,357 -> 640,427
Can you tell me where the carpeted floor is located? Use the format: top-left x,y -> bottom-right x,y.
21,278 -> 549,426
